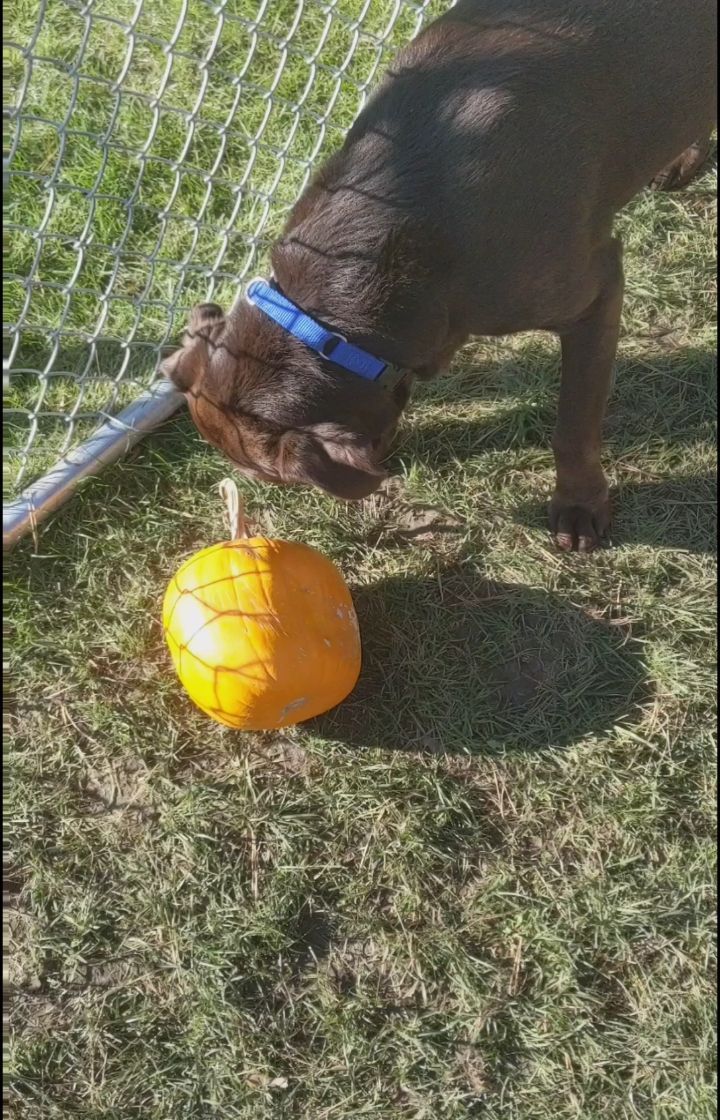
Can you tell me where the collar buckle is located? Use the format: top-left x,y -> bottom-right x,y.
245,277 -> 407,392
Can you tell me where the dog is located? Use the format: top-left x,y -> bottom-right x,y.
162,0 -> 716,551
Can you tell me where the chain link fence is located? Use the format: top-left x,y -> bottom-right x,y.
4,0 -> 446,541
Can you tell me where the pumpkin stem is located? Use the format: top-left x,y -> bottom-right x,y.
219,477 -> 247,540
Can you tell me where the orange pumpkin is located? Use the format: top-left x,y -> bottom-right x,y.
163,535 -> 361,730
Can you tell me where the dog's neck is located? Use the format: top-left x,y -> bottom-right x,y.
269,164 -> 458,378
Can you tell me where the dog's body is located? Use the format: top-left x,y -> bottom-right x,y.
164,0 -> 716,550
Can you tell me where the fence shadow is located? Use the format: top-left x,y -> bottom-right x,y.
311,566 -> 650,755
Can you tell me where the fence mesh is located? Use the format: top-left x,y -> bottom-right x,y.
4,0 -> 447,498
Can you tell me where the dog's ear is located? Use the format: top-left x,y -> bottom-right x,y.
279,423 -> 385,500
160,303 -> 225,393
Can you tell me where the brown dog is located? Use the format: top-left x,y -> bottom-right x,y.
162,0 -> 716,551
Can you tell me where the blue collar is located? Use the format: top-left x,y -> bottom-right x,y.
246,278 -> 406,390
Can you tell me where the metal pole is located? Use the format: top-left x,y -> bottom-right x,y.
3,380 -> 185,552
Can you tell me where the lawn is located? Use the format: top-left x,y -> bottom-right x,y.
5,2 -> 717,1118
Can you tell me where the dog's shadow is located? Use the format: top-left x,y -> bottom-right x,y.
311,566 -> 649,755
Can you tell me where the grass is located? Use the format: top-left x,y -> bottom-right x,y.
5,2 -> 718,1118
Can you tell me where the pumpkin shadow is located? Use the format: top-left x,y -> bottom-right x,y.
310,566 -> 650,755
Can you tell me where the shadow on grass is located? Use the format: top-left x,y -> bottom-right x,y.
401,348 -> 716,462
513,471 -> 717,554
611,472 -> 717,553
311,566 -> 650,755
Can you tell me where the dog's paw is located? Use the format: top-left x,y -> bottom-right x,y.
549,491 -> 611,553
649,138 -> 713,192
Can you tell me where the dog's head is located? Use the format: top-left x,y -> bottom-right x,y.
161,300 -> 411,499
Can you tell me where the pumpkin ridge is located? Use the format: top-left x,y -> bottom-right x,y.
176,610 -> 278,667
163,574 -> 190,635
211,664 -> 222,714
238,622 -> 279,690
250,546 -> 276,619
228,541 -> 281,692
176,567 -> 273,597
185,600 -> 276,623
177,649 -> 276,683
198,703 -> 248,729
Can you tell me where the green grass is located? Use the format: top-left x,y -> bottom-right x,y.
5,2 -> 718,1118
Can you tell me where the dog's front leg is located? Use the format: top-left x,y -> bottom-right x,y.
550,239 -> 624,552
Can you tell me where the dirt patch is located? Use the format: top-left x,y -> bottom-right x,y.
11,991 -> 74,1037
8,893 -> 143,999
366,478 -> 465,551
289,900 -> 335,974
171,748 -> 236,783
325,937 -> 381,995
171,734 -> 313,785
325,938 -> 432,1010
87,649 -> 160,684
380,502 -> 465,548
6,907 -> 36,990
63,955 -> 142,991
455,1044 -> 493,1098
261,736 -> 311,778
78,757 -> 157,823
575,954 -> 636,1022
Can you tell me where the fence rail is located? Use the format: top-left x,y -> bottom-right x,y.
4,0 -> 444,546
